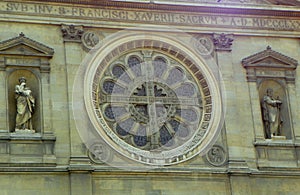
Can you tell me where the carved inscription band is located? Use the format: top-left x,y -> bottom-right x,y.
2,2 -> 300,31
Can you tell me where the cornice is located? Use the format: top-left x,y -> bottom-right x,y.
242,46 -> 298,68
0,32 -> 54,57
20,0 -> 300,17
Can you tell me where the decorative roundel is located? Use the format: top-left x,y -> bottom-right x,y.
205,145 -> 227,167
83,34 -> 223,166
81,31 -> 101,51
88,142 -> 111,164
193,36 -> 214,56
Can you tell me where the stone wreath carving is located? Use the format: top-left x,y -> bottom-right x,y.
81,31 -> 102,51
88,142 -> 111,164
205,145 -> 227,166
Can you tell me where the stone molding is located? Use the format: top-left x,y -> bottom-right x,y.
0,32 -> 54,56
22,0 -> 300,7
242,46 -> 298,83
0,33 -> 54,72
0,132 -> 56,166
254,140 -> 299,169
2,2 -> 300,35
264,0 -> 300,6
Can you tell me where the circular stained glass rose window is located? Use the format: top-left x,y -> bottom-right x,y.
100,51 -> 202,150
83,37 -> 222,166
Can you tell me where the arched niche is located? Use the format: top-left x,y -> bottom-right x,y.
242,46 -> 297,141
0,33 -> 54,134
7,70 -> 41,133
0,33 -> 56,166
258,79 -> 292,139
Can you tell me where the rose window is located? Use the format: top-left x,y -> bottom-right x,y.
82,37 -> 221,165
98,50 -> 202,151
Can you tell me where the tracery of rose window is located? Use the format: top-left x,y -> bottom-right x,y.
98,50 -> 202,151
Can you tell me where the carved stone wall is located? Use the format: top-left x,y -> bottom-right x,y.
0,0 -> 300,194
0,33 -> 56,166
242,46 -> 298,169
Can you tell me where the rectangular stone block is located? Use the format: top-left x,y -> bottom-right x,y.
10,143 -> 43,155
0,142 -> 8,154
268,148 -> 295,161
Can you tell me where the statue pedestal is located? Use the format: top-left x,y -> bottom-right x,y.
14,129 -> 35,134
0,131 -> 56,166
271,135 -> 286,140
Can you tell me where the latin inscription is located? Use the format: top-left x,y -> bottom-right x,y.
3,2 -> 298,30
5,57 -> 40,66
256,70 -> 285,77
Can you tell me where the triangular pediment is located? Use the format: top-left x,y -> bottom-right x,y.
242,46 -> 298,70
247,56 -> 290,67
0,33 -> 54,57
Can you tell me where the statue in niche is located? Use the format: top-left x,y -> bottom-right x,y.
15,77 -> 35,132
261,88 -> 283,139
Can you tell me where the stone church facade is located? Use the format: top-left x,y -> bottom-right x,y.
0,0 -> 300,194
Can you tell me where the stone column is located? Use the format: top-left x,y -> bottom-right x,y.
41,60 -> 54,137
0,69 -> 7,131
213,33 -> 253,171
61,24 -> 92,169
247,82 -> 265,140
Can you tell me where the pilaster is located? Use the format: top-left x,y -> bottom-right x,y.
213,33 -> 253,171
61,24 -> 92,170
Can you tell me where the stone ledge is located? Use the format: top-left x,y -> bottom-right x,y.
69,156 -> 93,171
254,140 -> 299,169
254,139 -> 294,147
0,130 -> 56,166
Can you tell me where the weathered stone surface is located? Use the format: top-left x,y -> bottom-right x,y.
0,0 -> 300,194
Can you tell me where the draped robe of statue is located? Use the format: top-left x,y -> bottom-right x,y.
262,89 -> 282,139
15,81 -> 35,130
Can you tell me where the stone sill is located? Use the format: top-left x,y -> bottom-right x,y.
0,130 -> 56,166
254,139 -> 294,147
254,138 -> 300,169
0,130 -> 56,141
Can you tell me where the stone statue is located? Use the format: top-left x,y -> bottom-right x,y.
15,77 -> 35,131
262,88 -> 282,139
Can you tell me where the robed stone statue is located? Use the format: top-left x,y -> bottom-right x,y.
262,88 -> 283,139
15,77 -> 35,131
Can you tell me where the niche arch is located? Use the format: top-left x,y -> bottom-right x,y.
7,69 -> 41,133
0,33 -> 56,166
258,79 -> 292,139
0,33 -> 54,134
242,46 -> 297,141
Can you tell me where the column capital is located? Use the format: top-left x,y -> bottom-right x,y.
213,33 -> 234,52
61,24 -> 84,42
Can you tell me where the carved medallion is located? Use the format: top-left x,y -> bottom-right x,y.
88,142 -> 111,164
81,31 -> 102,51
193,36 -> 214,56
205,145 -> 227,166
